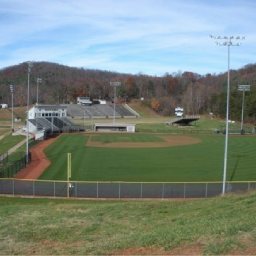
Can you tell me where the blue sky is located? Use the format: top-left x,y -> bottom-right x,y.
0,0 -> 255,76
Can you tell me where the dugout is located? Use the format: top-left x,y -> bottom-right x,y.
94,123 -> 135,132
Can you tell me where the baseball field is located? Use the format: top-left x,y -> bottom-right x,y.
37,132 -> 256,182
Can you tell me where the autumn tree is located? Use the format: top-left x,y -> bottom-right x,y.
125,76 -> 139,98
151,99 -> 161,112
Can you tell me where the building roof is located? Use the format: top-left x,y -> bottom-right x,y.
94,123 -> 135,127
30,104 -> 68,110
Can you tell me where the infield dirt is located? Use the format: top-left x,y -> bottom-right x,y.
86,134 -> 202,148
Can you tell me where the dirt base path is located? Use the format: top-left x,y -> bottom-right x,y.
86,135 -> 202,148
15,136 -> 60,180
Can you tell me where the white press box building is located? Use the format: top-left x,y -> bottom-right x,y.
28,104 -> 68,120
27,104 -> 79,139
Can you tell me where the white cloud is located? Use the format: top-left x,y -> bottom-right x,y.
0,0 -> 255,75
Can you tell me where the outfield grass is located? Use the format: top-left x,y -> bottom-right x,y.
39,133 -> 256,182
0,191 -> 256,255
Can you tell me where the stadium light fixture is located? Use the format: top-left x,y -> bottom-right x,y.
209,35 -> 246,195
26,61 -> 33,163
10,85 -> 14,134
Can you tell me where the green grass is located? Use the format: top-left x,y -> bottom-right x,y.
0,134 -> 25,155
136,119 -> 253,133
0,191 -> 256,255
0,128 -> 10,136
39,133 -> 256,182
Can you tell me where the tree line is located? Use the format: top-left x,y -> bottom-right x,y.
0,61 -> 256,123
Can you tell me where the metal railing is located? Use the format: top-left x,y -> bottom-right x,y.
0,179 -> 255,199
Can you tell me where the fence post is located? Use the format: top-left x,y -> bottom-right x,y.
54,181 -> 55,198
205,183 -> 208,198
33,180 -> 35,197
162,183 -> 165,199
119,182 -> 121,199
12,179 -> 15,196
184,183 -> 186,198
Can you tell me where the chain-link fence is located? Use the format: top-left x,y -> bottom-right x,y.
0,179 -> 255,199
0,152 -> 8,167
0,152 -> 31,178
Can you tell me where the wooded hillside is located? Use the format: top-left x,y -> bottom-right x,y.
0,61 -> 256,123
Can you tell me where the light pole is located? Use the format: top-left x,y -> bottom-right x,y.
83,111 -> 85,131
26,61 -> 33,163
10,85 -> 14,133
210,35 -> 246,195
238,84 -> 250,134
36,78 -> 42,106
36,78 -> 42,131
110,82 -> 121,124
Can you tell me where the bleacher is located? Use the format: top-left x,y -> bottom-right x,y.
166,116 -> 200,126
94,105 -> 117,117
29,117 -> 80,134
115,105 -> 135,117
66,104 -> 137,118
80,105 -> 105,117
61,117 -> 78,126
28,119 -> 44,130
46,117 -> 66,129
35,118 -> 60,132
46,117 -> 80,132
67,104 -> 85,117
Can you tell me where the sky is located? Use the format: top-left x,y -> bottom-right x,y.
0,0 -> 256,76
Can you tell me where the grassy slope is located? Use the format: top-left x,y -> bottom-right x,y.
0,134 -> 25,155
0,191 -> 256,255
39,133 -> 256,182
0,106 -> 27,121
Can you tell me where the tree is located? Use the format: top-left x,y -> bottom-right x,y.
125,77 -> 139,98
151,99 -> 161,112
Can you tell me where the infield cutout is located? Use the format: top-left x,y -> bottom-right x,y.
86,135 -> 202,148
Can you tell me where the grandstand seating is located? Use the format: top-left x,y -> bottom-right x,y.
28,119 -> 44,129
66,104 -> 136,118
46,117 -> 80,132
29,117 -> 80,134
61,117 -> 78,126
35,118 -> 59,131
166,116 -> 200,126
94,105 -> 117,117
115,105 -> 135,117
67,104 -> 85,117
